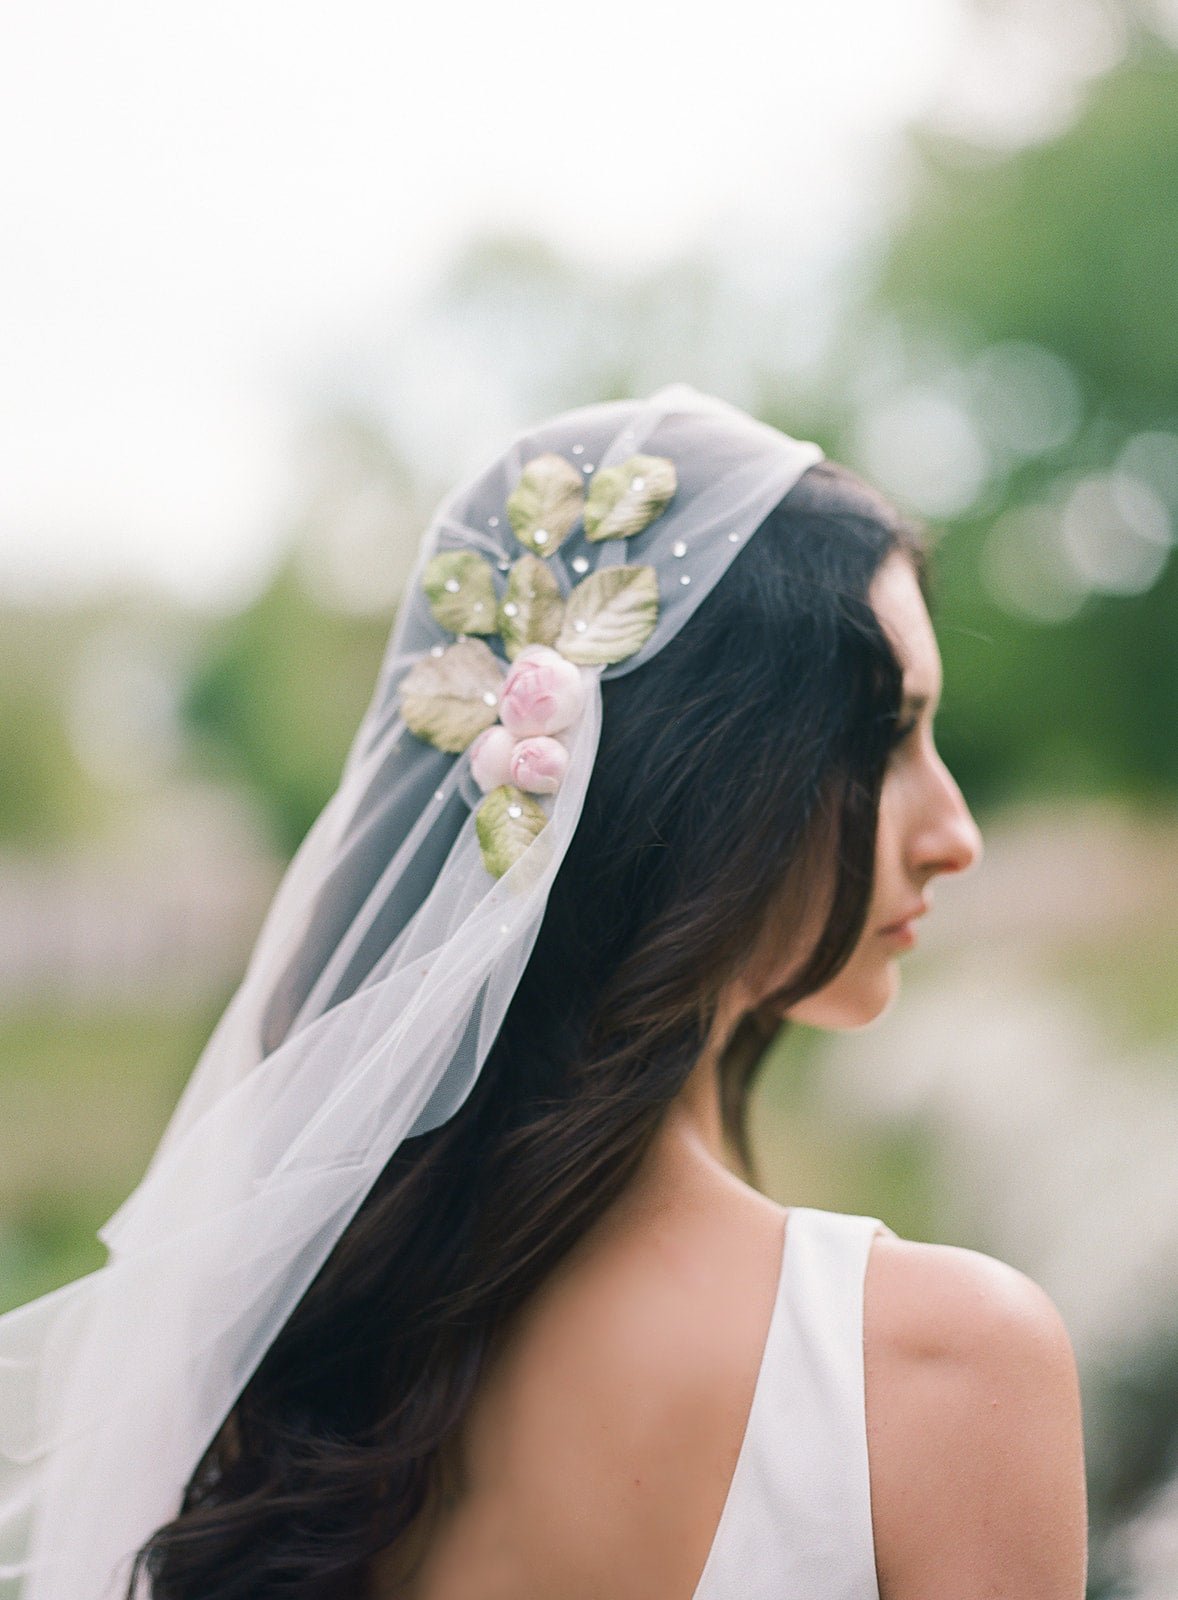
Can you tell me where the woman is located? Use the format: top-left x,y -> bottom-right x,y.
0,386 -> 1086,1599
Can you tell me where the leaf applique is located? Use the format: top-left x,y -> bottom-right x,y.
475,784 -> 548,878
506,453 -> 585,557
498,554 -> 565,660
554,565 -> 659,666
582,453 -> 677,542
421,550 -> 499,635
399,637 -> 505,753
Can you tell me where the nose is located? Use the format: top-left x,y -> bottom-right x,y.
909,752 -> 984,880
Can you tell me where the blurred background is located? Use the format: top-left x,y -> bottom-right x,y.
2,0 -> 1177,1592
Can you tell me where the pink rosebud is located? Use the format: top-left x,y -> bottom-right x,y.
509,735 -> 569,795
498,645 -> 585,738
468,724 -> 516,792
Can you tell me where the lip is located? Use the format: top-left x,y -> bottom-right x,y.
877,901 -> 929,938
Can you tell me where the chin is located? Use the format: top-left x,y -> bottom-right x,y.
784,958 -> 900,1031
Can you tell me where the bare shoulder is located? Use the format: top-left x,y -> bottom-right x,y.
864,1231 -> 1088,1600
865,1228 -> 1077,1368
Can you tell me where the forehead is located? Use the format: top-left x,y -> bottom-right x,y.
868,552 -> 941,692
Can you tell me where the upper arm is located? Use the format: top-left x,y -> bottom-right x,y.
864,1232 -> 1088,1600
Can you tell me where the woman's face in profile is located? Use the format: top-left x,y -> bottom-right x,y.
753,550 -> 984,1032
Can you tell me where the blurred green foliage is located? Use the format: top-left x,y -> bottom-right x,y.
0,1004 -> 220,1312
882,48 -> 1178,427
915,512 -> 1178,809
0,610 -> 104,845
181,561 -> 387,855
860,47 -> 1178,811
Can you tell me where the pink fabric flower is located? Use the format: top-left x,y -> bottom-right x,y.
498,645 -> 585,738
509,735 -> 569,795
468,724 -> 516,792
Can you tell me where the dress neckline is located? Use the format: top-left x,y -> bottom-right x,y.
688,1203 -> 794,1600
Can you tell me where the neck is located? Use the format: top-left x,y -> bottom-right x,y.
652,993 -> 746,1177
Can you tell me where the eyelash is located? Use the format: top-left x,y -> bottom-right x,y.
888,716 -> 920,755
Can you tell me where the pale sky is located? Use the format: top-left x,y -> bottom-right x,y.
0,0 -> 1131,607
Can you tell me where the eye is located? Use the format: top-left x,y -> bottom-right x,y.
886,715 -> 920,760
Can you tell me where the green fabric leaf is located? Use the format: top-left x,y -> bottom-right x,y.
582,453 -> 677,542
399,637 -> 505,753
422,550 -> 499,635
476,784 -> 549,877
498,554 -> 565,660
506,453 -> 585,557
555,565 -> 660,666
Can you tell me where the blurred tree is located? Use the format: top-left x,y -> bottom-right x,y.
883,43 -> 1178,427
851,41 -> 1178,809
0,676 -> 89,845
182,561 -> 386,856
0,606 -> 118,845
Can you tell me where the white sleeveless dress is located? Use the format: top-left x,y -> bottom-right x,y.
690,1205 -> 892,1600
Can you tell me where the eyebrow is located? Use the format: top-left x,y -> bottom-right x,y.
900,691 -> 938,716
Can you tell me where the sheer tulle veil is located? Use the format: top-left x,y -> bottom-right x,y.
0,382 -> 822,1598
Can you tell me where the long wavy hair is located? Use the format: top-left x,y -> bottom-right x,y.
130,459 -> 927,1598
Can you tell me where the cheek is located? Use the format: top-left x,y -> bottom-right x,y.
779,813 -> 904,1030
745,790 -> 904,1029
869,779 -> 905,902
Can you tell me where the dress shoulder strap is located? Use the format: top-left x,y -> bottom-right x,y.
691,1205 -> 890,1600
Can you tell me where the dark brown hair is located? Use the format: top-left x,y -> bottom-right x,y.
131,459 -> 927,1597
